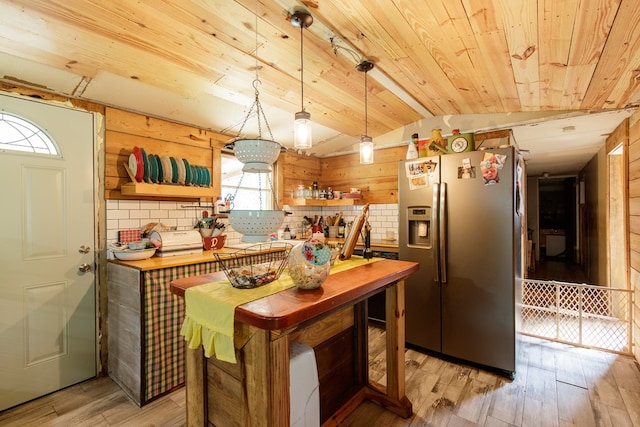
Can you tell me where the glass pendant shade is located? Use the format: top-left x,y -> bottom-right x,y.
294,110 -> 312,149
359,135 -> 374,164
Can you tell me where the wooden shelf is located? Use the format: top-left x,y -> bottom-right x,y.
286,198 -> 364,207
121,181 -> 215,198
121,163 -> 214,199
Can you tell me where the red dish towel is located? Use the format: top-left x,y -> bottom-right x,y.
119,229 -> 141,243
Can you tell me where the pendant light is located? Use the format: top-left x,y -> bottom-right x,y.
357,60 -> 375,164
290,11 -> 313,150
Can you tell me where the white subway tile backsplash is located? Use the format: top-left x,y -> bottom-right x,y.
105,200 -> 401,246
130,210 -> 150,219
117,200 -> 141,209
139,200 -> 160,210
106,199 -> 119,210
168,209 -> 188,219
148,209 -> 170,219
118,219 -> 142,229
108,209 -> 131,220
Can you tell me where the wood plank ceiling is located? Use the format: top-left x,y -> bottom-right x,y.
0,0 -> 639,159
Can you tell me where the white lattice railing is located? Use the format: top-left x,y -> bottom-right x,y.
521,279 -> 633,354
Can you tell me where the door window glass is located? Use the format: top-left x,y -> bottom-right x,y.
0,112 -> 59,155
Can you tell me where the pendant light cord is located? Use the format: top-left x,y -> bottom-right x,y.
254,0 -> 259,81
364,70 -> 368,136
235,0 -> 274,140
300,24 -> 305,112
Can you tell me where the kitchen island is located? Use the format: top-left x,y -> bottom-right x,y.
170,258 -> 418,426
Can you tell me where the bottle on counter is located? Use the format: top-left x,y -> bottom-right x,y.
282,225 -> 291,240
337,217 -> 346,238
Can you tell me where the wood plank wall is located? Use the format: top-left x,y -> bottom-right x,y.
280,146 -> 405,205
628,109 -> 640,363
104,107 -> 228,200
320,147 -> 405,205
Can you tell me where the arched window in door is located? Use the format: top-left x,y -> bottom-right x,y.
0,111 -> 59,155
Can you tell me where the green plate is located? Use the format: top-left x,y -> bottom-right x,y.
149,153 -> 158,183
156,155 -> 164,183
170,157 -> 179,183
191,165 -> 198,186
141,148 -> 150,183
183,158 -> 191,185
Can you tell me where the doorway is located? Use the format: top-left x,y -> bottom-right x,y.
608,142 -> 628,291
538,176 -> 577,262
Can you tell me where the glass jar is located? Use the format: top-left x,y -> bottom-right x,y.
296,184 -> 305,199
287,239 -> 331,289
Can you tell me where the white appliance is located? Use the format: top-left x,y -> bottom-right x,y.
148,230 -> 203,257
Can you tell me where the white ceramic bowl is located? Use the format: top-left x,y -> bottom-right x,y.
113,248 -> 156,261
229,210 -> 285,243
233,139 -> 281,167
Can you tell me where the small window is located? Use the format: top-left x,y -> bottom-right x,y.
0,112 -> 59,155
221,154 -> 274,210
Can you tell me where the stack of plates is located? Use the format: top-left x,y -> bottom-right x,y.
128,146 -> 212,186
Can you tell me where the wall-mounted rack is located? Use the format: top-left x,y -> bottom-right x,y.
121,163 -> 215,199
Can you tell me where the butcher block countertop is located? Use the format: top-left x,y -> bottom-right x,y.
108,248 -> 241,271
108,239 -> 398,271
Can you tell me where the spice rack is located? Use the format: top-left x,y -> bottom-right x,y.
121,164 -> 215,199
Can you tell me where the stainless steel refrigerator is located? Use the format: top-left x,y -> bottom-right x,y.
398,147 -> 523,376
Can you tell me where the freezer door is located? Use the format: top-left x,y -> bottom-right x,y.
398,159 -> 441,352
439,148 -> 517,373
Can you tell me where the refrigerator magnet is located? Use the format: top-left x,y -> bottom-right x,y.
405,159 -> 437,178
481,152 -> 507,185
405,160 -> 437,190
458,157 -> 475,179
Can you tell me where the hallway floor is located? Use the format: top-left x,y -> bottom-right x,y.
528,258 -> 592,283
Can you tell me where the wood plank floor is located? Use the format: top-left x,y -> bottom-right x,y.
1,328 -> 639,426
528,259 -> 592,283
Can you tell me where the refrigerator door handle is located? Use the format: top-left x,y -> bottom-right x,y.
432,182 -> 440,282
439,182 -> 447,283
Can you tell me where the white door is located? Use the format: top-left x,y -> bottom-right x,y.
0,94 -> 96,411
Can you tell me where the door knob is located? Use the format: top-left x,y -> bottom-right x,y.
79,245 -> 91,254
79,263 -> 92,273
